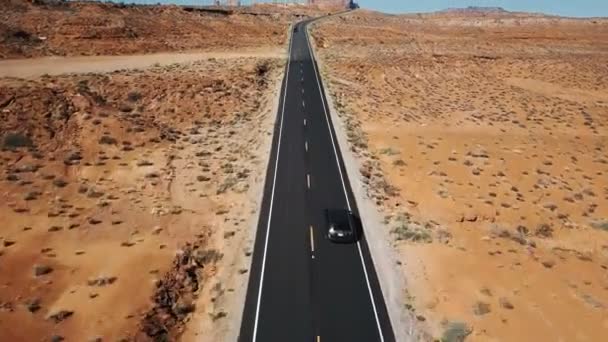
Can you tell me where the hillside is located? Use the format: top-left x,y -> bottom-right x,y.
0,0 -> 316,59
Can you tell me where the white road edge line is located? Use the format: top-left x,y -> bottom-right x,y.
310,225 -> 315,254
305,22 -> 385,342
251,24 -> 294,342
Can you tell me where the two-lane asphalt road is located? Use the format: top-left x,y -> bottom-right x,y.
239,19 -> 395,342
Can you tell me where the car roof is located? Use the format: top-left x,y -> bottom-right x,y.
326,209 -> 352,231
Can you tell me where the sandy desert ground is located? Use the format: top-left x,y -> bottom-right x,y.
0,1 -> 302,341
313,9 -> 608,341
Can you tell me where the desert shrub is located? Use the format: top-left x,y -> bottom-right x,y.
348,130 -> 368,149
216,176 -> 237,194
379,147 -> 399,156
193,249 -> 222,265
591,220 -> 608,232
535,223 -> 553,238
98,135 -> 117,145
441,321 -> 472,342
377,178 -> 399,197
127,91 -> 142,102
255,61 -> 269,77
11,30 -> 32,40
391,223 -> 432,243
2,132 -> 33,149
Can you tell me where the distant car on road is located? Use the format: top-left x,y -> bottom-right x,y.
294,26 -> 298,33
325,209 -> 359,243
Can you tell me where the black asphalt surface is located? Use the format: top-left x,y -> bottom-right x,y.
239,19 -> 395,342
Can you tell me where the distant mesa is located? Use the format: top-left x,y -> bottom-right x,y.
309,0 -> 358,9
439,6 -> 508,14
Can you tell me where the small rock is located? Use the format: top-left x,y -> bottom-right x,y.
25,298 -> 41,313
542,260 -> 555,268
465,214 -> 478,222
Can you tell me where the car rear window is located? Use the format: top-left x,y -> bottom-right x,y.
327,209 -> 351,231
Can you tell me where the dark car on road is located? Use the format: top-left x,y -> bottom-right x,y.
325,209 -> 359,243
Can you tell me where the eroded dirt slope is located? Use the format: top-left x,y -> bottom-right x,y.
0,0 -> 293,59
313,10 -> 608,341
